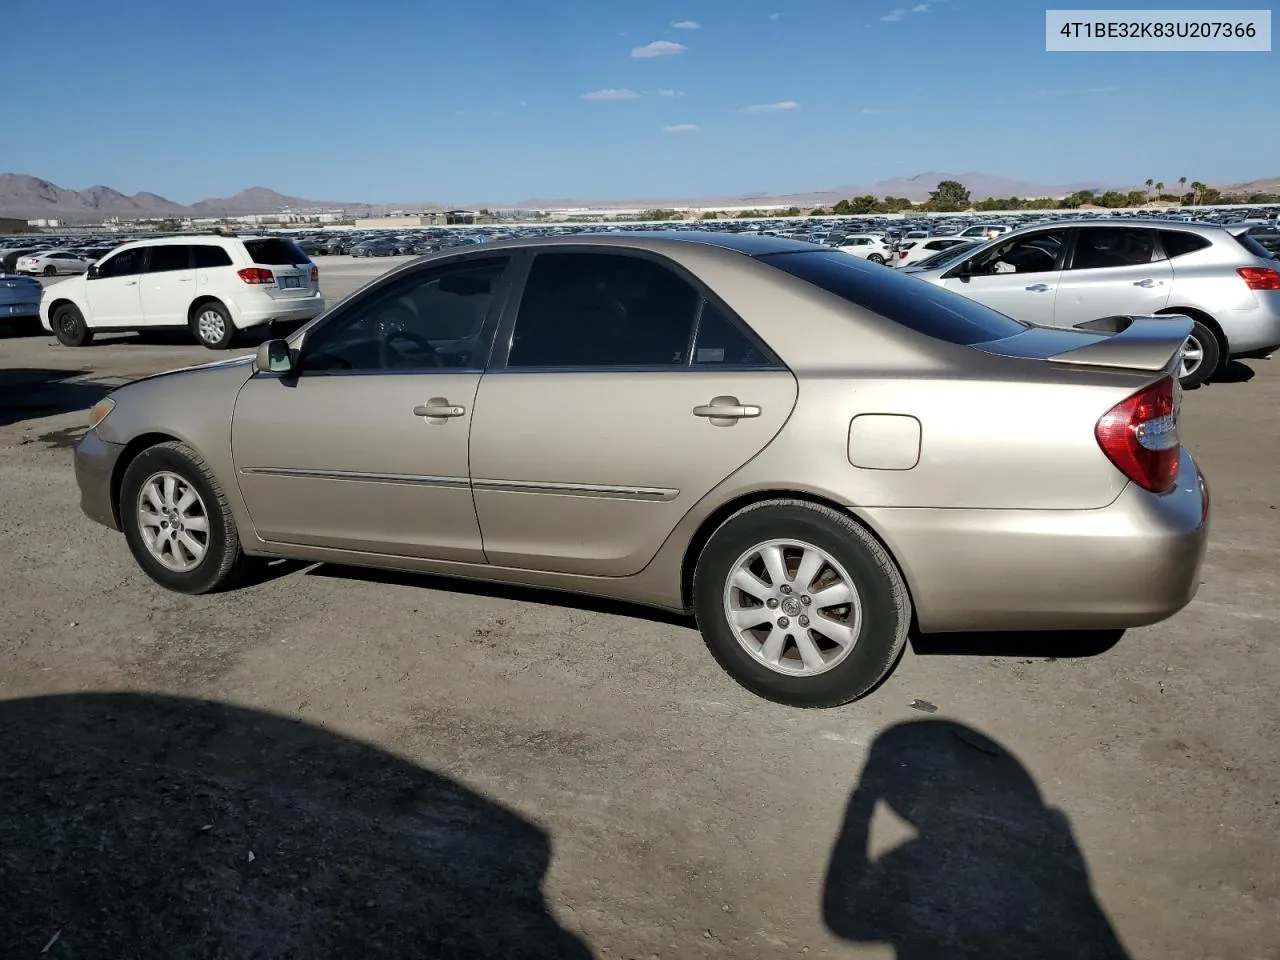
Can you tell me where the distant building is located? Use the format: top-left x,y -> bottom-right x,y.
0,216 -> 28,234
26,218 -> 59,228
354,215 -> 436,229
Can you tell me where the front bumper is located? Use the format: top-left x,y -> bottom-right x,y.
866,447 -> 1209,633
74,430 -> 125,531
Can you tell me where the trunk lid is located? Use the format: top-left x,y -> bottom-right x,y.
242,238 -> 317,301
975,315 -> 1191,380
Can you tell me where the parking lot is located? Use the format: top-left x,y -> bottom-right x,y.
2,255 -> 1278,958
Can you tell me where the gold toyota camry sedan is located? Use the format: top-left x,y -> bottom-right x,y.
75,233 -> 1209,707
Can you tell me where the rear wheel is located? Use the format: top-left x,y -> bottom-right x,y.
692,500 -> 911,708
1178,320 -> 1220,390
867,254 -> 886,265
190,300 -> 236,349
53,304 -> 93,347
119,441 -> 248,594
43,265 -> 57,277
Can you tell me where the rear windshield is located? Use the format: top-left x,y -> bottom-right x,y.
759,250 -> 1029,346
243,238 -> 312,265
1231,230 -> 1278,260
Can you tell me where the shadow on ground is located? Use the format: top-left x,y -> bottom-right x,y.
0,368 -> 117,428
1212,359 -> 1255,385
0,692 -> 592,960
823,719 -> 1130,960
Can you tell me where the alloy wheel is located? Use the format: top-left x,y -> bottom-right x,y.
136,471 -> 210,572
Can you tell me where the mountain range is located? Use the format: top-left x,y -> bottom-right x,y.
2,171 -> 1275,222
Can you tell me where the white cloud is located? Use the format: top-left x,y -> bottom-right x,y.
911,3 -> 931,11
581,88 -> 641,101
656,88 -> 686,98
664,124 -> 699,133
768,11 -> 781,19
631,39 -> 687,58
880,8 -> 905,21
671,20 -> 700,29
736,100 -> 799,114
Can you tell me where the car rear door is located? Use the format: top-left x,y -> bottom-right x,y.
939,228 -> 1069,325
139,244 -> 194,326
240,237 -> 317,301
85,246 -> 146,326
1052,226 -> 1173,327
468,249 -> 797,577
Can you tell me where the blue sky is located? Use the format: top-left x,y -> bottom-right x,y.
10,0 -> 1276,203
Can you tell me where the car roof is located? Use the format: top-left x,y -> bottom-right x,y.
439,230 -> 821,258
1007,218 -> 1228,236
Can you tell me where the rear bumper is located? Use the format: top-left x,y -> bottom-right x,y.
229,293 -> 326,330
0,302 -> 40,318
1220,296 -> 1280,357
865,448 -> 1209,632
75,430 -> 125,531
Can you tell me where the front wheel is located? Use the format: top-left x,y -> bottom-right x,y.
1178,320 -> 1221,390
53,304 -> 93,347
43,265 -> 57,277
191,301 -> 236,349
119,441 -> 248,594
692,500 -> 912,708
867,254 -> 886,265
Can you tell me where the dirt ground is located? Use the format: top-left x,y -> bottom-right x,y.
1,259 -> 1277,959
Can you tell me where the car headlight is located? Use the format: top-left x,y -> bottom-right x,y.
88,396 -> 115,430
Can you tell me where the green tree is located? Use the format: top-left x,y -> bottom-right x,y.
809,207 -> 827,216
926,180 -> 970,211
1190,181 -> 1206,205
1155,181 -> 1165,199
1144,178 -> 1154,199
781,206 -> 803,217
700,211 -> 720,220
1125,190 -> 1147,207
1177,176 -> 1187,201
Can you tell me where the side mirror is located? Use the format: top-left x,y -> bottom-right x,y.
942,258 -> 975,280
86,264 -> 100,279
255,339 -> 295,376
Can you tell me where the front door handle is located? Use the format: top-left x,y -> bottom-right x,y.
122,280 -> 137,286
1025,283 -> 1051,293
1133,278 -> 1157,288
693,396 -> 761,424
413,398 -> 466,419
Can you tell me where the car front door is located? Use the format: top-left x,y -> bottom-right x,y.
85,246 -> 146,326
939,228 -> 1069,325
468,250 -> 798,577
231,253 -> 514,561
1051,227 -> 1173,328
140,244 -> 195,326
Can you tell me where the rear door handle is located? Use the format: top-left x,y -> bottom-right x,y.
123,280 -> 137,286
414,398 -> 466,418
693,396 -> 761,421
1025,283 -> 1051,293
1133,278 -> 1157,288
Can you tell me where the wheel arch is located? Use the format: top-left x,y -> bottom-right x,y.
45,297 -> 77,322
678,489 -> 917,619
187,295 -> 228,323
1158,306 -> 1226,357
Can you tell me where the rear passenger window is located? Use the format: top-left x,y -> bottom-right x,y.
193,245 -> 233,268
693,304 -> 777,367
507,253 -> 700,368
1159,231 -> 1211,259
145,245 -> 191,273
1071,228 -> 1158,269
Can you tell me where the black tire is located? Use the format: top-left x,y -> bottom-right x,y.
867,254 -> 886,265
189,300 -> 236,349
43,264 -> 57,277
692,500 -> 911,708
1177,320 -> 1221,390
52,303 -> 93,347
119,441 -> 247,594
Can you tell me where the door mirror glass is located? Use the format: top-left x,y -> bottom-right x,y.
86,264 -> 100,280
256,339 -> 295,375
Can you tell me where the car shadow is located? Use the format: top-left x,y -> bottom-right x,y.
0,692 -> 593,960
1211,359 -> 1256,384
909,628 -> 1124,659
0,368 -> 118,428
306,563 -> 697,629
823,718 -> 1130,959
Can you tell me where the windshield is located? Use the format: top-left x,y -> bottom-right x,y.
760,249 -> 1029,346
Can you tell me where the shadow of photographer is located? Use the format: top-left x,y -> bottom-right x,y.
823,719 -> 1129,960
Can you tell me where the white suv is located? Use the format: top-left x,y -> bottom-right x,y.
40,236 -> 325,349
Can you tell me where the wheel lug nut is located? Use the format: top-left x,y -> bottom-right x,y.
801,594 -> 812,606
780,584 -> 793,595
766,598 -> 779,609
777,616 -> 790,628
798,615 -> 810,628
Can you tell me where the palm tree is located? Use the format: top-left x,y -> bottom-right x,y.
1145,178 -> 1154,200
1191,180 -> 1206,206
1178,176 -> 1187,202
1155,181 -> 1165,201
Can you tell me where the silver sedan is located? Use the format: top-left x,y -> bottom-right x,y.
16,250 -> 94,277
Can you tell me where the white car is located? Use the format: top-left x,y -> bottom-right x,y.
956,223 -> 1013,241
40,236 -> 325,349
894,236 -> 976,268
17,249 -> 93,276
833,234 -> 893,264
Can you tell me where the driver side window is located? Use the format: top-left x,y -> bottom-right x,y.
299,256 -> 509,373
966,230 -> 1068,276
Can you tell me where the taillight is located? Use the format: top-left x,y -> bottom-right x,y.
310,264 -> 318,282
1237,266 -> 1280,290
1095,376 -> 1180,493
238,267 -> 274,285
